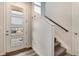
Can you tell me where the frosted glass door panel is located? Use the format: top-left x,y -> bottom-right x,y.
11,16 -> 23,26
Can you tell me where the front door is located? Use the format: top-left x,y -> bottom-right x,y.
4,3 -> 27,52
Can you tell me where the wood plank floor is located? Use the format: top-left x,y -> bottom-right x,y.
6,48 -> 38,56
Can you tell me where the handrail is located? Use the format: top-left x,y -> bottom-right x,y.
45,16 -> 69,32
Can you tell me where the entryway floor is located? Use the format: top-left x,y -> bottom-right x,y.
6,48 -> 38,56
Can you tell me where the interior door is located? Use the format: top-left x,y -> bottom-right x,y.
5,3 -> 27,52
72,3 -> 79,55
32,12 -> 54,56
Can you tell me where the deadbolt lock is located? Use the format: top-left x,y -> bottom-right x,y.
6,34 -> 9,36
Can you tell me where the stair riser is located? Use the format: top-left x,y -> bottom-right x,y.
54,37 -> 67,56
54,50 -> 66,56
59,50 -> 66,56
54,44 -> 61,50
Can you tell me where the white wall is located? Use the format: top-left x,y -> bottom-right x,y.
72,2 -> 79,55
45,2 -> 72,54
0,2 -> 5,55
26,3 -> 32,48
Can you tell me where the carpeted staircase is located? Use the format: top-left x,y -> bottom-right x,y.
54,38 -> 71,56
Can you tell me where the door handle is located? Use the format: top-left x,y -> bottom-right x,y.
19,39 -> 23,41
74,33 -> 78,35
6,30 -> 9,32
6,30 -> 9,36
